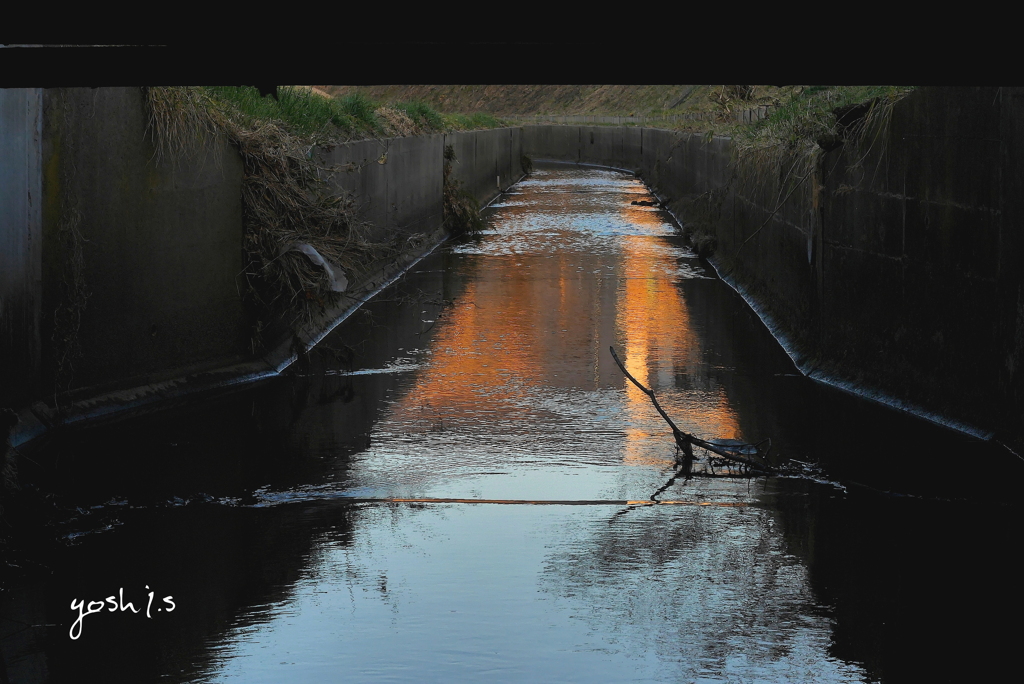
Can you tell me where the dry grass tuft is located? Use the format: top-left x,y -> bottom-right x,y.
144,86 -> 223,167
735,86 -> 913,157
374,105 -> 418,137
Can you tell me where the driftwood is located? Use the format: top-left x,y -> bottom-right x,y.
609,346 -> 775,478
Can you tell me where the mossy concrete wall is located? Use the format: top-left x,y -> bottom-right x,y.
0,87 -> 525,418
523,89 -> 1024,444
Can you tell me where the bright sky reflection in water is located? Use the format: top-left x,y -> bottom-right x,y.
203,165 -> 870,683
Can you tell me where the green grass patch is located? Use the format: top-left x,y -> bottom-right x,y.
335,92 -> 380,128
198,87 -> 506,143
394,101 -> 506,133
397,100 -> 445,129
444,111 -> 506,130
200,86 -> 383,140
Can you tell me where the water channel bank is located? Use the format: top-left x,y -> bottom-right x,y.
524,87 -> 1024,451
4,86 -> 1021,455
0,88 -> 525,447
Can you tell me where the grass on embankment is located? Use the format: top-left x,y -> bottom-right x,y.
313,84 -> 915,156
735,85 -> 915,153
199,86 -> 507,143
625,85 -> 915,152
661,86 -> 915,263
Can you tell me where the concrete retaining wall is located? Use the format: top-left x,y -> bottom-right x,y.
39,88 -> 248,393
520,90 -> 1024,444
812,87 -> 1023,440
0,87 -> 525,424
318,127 -> 524,244
523,125 -> 642,170
317,138 -> 392,240
444,127 -> 523,204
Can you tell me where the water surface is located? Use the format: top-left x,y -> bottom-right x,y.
1,164 -> 1019,684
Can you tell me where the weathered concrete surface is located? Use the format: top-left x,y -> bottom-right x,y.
318,138 -> 391,240
523,124 -> 583,163
317,134 -> 447,241
0,89 -> 43,409
812,87 -> 1023,442
385,134 -> 445,235
317,128 -> 525,245
676,88 -> 1022,443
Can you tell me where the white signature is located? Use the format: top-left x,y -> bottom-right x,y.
70,587 -> 175,640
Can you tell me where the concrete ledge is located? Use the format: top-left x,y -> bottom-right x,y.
11,228 -> 452,451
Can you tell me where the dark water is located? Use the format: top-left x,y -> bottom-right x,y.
2,164 -> 1021,683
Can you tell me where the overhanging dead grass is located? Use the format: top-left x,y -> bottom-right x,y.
144,86 -> 409,351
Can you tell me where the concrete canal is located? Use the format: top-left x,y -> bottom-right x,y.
0,164 -> 1019,683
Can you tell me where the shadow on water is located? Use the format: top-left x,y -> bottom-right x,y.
769,478 -> 1024,683
1,162 -> 1021,683
633,196 -> 1024,681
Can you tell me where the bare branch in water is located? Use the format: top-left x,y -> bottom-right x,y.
609,346 -> 775,476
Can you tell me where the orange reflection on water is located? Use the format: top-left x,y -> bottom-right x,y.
614,230 -> 742,467
383,249 -> 604,432
380,168 -> 742,469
